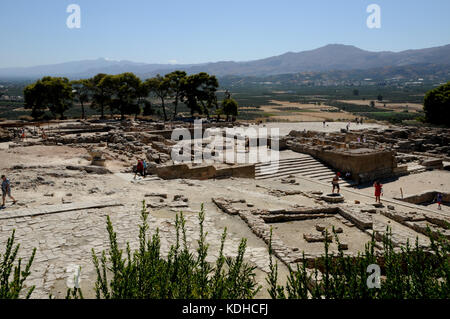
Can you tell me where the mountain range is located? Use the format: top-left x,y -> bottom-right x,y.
1,44 -> 449,79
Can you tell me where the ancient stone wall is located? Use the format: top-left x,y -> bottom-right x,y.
155,163 -> 255,180
395,190 -> 450,204
288,140 -> 396,183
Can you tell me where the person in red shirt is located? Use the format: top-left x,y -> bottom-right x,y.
374,181 -> 383,203
134,160 -> 144,179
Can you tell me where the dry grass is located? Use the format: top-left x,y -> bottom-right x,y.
256,100 -> 358,122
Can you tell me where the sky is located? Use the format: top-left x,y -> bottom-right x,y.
0,0 -> 449,68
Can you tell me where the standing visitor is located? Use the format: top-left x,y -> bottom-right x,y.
374,181 -> 383,203
142,159 -> 147,178
436,193 -> 443,210
331,173 -> 340,194
1,175 -> 17,207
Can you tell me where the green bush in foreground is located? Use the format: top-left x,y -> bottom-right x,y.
2,202 -> 449,299
267,227 -> 450,299
68,202 -> 260,299
0,230 -> 36,299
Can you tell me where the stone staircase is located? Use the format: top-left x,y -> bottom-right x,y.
255,154 -> 353,187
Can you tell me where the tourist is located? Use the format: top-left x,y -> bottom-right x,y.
1,175 -> 17,207
346,122 -> 350,131
331,173 -> 340,194
374,181 -> 383,203
436,193 -> 443,210
134,159 -> 144,179
323,121 -> 326,128
142,159 -> 147,178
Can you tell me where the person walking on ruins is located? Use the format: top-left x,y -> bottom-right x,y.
374,181 -> 383,203
1,175 -> 17,208
331,173 -> 340,194
436,193 -> 443,210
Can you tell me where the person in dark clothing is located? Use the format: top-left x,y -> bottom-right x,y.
2,175 -> 17,207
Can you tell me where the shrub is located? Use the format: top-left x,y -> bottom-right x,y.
0,230 -> 36,299
267,227 -> 450,299
68,202 -> 260,299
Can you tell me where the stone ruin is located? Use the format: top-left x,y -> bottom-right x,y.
89,149 -> 106,167
278,126 -> 450,184
3,120 -> 448,184
1,120 -> 258,180
212,193 -> 450,270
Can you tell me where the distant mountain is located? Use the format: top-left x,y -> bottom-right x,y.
0,58 -> 194,79
219,63 -> 450,88
1,44 -> 450,79
180,44 -> 450,77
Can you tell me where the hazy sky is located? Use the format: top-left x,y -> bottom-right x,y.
1,0 -> 449,68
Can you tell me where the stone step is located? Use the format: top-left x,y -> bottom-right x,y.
256,171 -> 307,180
255,155 -> 355,187
256,159 -> 319,168
255,163 -> 327,175
256,165 -> 328,178
303,171 -> 336,179
256,157 -> 317,167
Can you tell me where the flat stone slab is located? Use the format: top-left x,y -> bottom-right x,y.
144,192 -> 168,199
303,233 -> 333,243
0,201 -> 123,220
212,197 -> 239,215
338,208 -> 373,230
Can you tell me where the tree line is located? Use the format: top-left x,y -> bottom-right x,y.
23,71 -> 239,121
